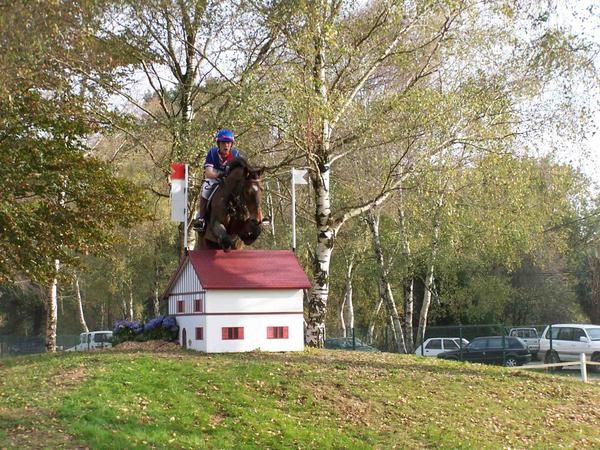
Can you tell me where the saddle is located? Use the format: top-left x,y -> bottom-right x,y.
204,178 -> 224,224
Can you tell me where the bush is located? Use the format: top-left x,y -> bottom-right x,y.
113,320 -> 142,345
113,316 -> 179,345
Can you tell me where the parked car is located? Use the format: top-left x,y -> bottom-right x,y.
539,324 -> 600,371
414,337 -> 469,357
508,327 -> 540,360
66,331 -> 113,351
324,337 -> 379,352
437,336 -> 531,367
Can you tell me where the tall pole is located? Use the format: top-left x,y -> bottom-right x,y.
291,167 -> 297,253
184,164 -> 189,253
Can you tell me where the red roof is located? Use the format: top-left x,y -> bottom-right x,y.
187,249 -> 311,290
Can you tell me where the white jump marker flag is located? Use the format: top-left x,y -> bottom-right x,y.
291,168 -> 308,253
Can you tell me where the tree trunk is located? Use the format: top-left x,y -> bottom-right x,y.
367,298 -> 383,344
45,259 -> 59,352
398,185 -> 415,350
128,280 -> 134,321
153,263 -> 161,317
265,181 -> 276,244
366,211 -> 407,353
416,205 -> 442,344
340,255 -> 355,337
74,274 -> 89,333
589,251 -> 600,323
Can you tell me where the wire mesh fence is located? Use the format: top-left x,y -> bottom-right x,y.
0,335 -> 80,357
326,323 -> 549,355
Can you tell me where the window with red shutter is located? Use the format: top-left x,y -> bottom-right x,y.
222,327 -> 244,340
176,300 -> 185,314
195,327 -> 203,340
193,299 -> 203,313
267,326 -> 288,339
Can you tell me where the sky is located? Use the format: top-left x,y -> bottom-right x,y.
110,1 -> 600,191
555,1 -> 600,190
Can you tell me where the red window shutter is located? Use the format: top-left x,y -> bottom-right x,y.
283,327 -> 289,339
239,327 -> 244,340
267,327 -> 274,339
177,300 -> 184,313
196,327 -> 203,340
222,328 -> 228,340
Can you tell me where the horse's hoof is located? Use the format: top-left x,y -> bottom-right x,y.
220,236 -> 233,251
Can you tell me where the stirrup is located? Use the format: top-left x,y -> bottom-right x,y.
193,218 -> 206,232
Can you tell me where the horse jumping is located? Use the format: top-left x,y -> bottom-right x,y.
199,157 -> 264,251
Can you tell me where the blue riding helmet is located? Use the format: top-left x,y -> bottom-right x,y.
216,128 -> 235,143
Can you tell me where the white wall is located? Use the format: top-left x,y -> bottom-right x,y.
167,261 -> 204,315
170,276 -> 306,353
206,289 -> 303,313
177,315 -> 206,352
205,314 -> 304,353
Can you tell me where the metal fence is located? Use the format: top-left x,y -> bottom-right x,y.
0,335 -> 81,357
327,323 -> 549,354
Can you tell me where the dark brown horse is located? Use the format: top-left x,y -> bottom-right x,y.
199,157 -> 264,251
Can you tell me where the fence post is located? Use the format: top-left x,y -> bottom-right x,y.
580,353 -> 588,383
459,325 -> 464,361
421,327 -> 425,356
502,326 -> 506,366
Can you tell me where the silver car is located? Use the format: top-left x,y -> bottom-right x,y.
539,324 -> 600,370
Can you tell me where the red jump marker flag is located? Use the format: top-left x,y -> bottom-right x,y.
170,163 -> 187,223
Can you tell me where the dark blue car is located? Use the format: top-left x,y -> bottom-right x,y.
437,336 -> 531,367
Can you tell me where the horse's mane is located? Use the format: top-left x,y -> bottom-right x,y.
227,156 -> 251,173
221,156 -> 258,199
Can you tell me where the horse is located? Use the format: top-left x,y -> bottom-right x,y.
199,157 -> 264,252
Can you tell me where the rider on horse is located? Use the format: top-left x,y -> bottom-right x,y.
193,128 -> 241,232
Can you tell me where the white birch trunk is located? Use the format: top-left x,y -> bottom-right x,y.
306,166 -> 333,347
398,185 -> 415,351
416,204 -> 442,344
153,263 -> 160,317
45,259 -> 59,352
340,256 -> 355,337
367,299 -> 383,344
128,280 -> 134,321
367,211 -> 407,353
265,182 -> 276,243
339,297 -> 346,337
74,275 -> 89,333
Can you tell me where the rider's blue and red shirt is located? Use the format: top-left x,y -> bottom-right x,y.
204,146 -> 241,173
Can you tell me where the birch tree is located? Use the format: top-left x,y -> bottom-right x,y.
258,0 -> 460,346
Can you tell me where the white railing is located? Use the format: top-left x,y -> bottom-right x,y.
510,353 -> 600,383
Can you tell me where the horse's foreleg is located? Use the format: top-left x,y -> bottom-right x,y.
212,222 -> 233,251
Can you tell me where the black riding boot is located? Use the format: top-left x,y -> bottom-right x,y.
193,197 -> 208,232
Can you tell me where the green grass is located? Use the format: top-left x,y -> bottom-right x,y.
1,348 -> 599,449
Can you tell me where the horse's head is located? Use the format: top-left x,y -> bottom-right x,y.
224,158 -> 264,246
238,166 -> 264,245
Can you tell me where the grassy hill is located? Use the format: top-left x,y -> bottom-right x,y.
1,346 -> 599,449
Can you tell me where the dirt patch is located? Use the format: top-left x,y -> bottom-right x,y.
113,340 -> 182,352
51,364 -> 88,389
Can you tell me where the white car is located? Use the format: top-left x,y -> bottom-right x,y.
539,324 -> 600,369
508,327 -> 540,359
66,331 -> 113,351
414,337 -> 469,357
